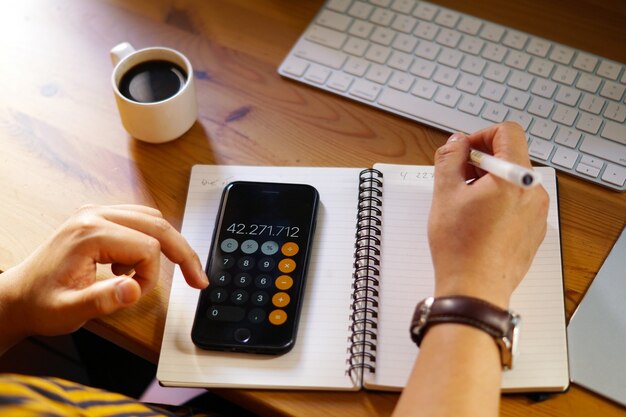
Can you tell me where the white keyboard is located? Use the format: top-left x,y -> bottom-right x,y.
279,0 -> 626,191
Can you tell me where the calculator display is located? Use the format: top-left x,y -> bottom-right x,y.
191,181 -> 319,354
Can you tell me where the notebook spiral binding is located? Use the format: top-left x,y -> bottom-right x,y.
347,168 -> 383,384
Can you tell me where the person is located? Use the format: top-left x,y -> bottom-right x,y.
0,121 -> 548,417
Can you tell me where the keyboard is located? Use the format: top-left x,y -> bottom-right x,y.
278,0 -> 626,191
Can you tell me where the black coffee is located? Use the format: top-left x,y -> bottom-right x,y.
118,60 -> 187,103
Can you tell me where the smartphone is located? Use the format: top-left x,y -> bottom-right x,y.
191,181 -> 319,354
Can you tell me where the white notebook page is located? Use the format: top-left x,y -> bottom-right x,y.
367,164 -> 569,392
157,165 -> 363,390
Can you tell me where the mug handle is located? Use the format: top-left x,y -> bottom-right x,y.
110,42 -> 136,66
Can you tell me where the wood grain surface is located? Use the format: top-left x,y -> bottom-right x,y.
0,0 -> 624,416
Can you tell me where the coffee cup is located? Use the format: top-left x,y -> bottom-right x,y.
110,42 -> 197,143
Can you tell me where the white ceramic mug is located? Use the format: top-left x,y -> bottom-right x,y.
110,42 -> 197,143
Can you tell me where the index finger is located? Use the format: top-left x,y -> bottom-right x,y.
466,121 -> 533,168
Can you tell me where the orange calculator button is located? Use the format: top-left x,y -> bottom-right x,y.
269,309 -> 287,325
278,258 -> 296,273
272,292 -> 291,308
281,242 -> 299,256
275,275 -> 294,290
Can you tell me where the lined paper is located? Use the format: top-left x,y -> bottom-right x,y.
366,164 -> 569,392
157,165 -> 363,390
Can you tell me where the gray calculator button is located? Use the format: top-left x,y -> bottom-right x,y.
220,238 -> 238,253
261,241 -> 279,255
248,309 -> 266,324
207,306 -> 245,322
241,239 -> 259,254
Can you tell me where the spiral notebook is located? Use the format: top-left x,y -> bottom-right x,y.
157,164 -> 569,392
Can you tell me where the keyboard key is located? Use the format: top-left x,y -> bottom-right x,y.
601,120 -> 626,145
317,9 -> 353,32
435,9 -> 461,28
388,71 -> 414,91
304,65 -> 331,84
576,73 -> 602,94
458,96 -> 485,115
458,37 -> 485,55
411,79 -> 438,99
378,88 -> 491,132
293,39 -> 347,69
365,64 -> 392,84
437,47 -> 463,67
551,104 -> 578,126
392,33 -> 418,52
482,43 -> 507,62
414,21 -> 439,40
554,86 -> 581,106
528,57 -> 554,78
528,137 -> 554,160
370,26 -> 396,45
327,0 -> 352,13
457,16 -> 482,35
415,40 -> 441,60
434,87 -> 461,107
528,97 -> 554,118
306,25 -> 348,49
505,51 -> 531,70
506,110 -> 533,131
412,3 -> 438,21
482,103 -> 508,122
551,146 -> 579,169
344,37 -> 369,56
573,53 -> 598,73
461,55 -> 487,75
530,120 -> 558,140
579,94 -> 606,115
328,72 -> 354,91
392,14 -> 418,33
370,7 -> 396,26
599,81 -> 626,101
596,60 -> 622,81
549,46 -> 575,65
432,66 -> 459,86
502,30 -> 528,50
552,65 -> 578,86
580,136 -> 626,166
480,81 -> 506,102
576,113 -> 602,135
409,59 -> 436,78
348,1 -> 374,19
348,19 -> 375,38
484,63 -> 509,83
350,79 -> 383,100
344,56 -> 370,76
503,89 -> 530,110
554,127 -> 581,148
365,44 -> 392,63
575,161 -> 601,178
436,28 -> 462,48
527,38 -> 551,58
580,155 -> 605,169
531,78 -> 557,99
604,102 -> 626,123
457,73 -> 483,94
601,163 -> 626,186
390,0 -> 415,14
281,57 -> 309,77
507,70 -> 533,90
480,24 -> 505,43
388,51 -> 414,70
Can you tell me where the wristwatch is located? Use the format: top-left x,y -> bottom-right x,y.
410,296 -> 520,370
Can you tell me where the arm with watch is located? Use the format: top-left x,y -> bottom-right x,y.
392,122 -> 549,417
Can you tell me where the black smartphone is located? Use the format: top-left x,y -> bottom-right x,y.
191,181 -> 319,354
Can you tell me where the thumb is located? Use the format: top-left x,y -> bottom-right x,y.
64,277 -> 142,319
433,133 -> 470,194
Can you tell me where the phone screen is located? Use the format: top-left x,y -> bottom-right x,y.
191,181 -> 319,354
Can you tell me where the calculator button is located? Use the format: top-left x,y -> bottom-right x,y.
218,255 -> 235,269
272,292 -> 291,308
278,259 -> 296,273
269,309 -> 288,325
234,273 -> 252,287
275,275 -> 294,290
251,291 -> 270,306
237,256 -> 255,270
241,239 -> 259,254
255,274 -> 272,288
258,257 -> 276,272
261,241 -> 279,255
234,328 -> 251,343
220,238 -> 238,253
212,272 -> 231,286
248,308 -> 266,324
281,242 -> 300,256
209,288 -> 228,303
207,306 -> 245,322
231,289 -> 249,305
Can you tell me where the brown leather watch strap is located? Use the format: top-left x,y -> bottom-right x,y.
410,296 -> 513,347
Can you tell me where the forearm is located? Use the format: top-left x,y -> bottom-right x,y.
393,323 -> 502,417
0,266 -> 29,356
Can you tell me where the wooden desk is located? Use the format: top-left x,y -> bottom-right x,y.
0,0 -> 624,415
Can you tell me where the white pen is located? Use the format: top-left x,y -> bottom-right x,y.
469,149 -> 542,188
